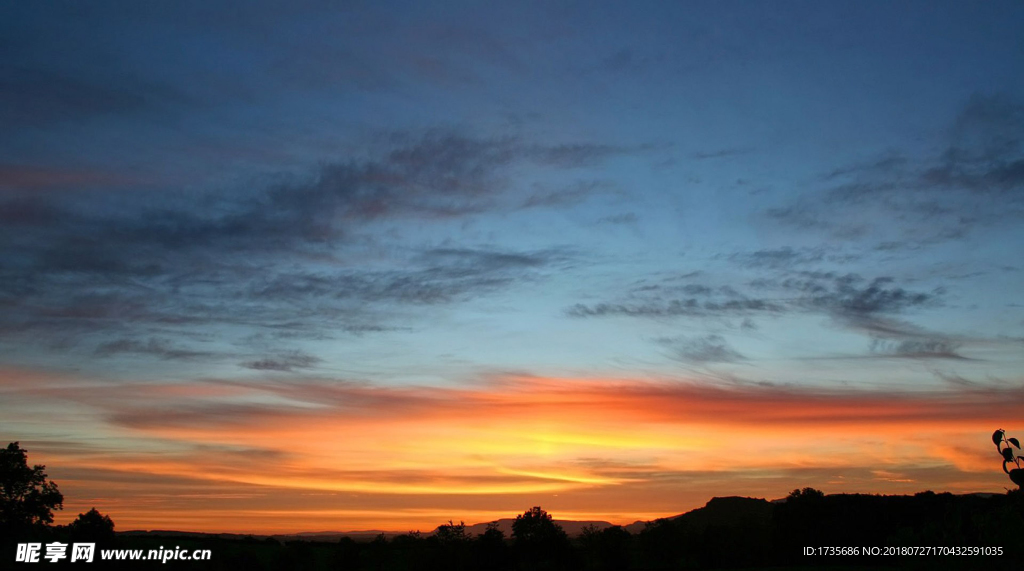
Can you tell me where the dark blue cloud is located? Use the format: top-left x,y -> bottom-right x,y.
767,94 -> 1024,250
1,130 -> 625,364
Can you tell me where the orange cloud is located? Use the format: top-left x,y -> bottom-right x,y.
3,368 -> 1020,532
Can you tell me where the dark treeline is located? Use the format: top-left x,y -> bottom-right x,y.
5,491 -> 1020,571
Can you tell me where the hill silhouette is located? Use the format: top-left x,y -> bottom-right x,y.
623,495 -> 773,534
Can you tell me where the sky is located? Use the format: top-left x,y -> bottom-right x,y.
1,0 -> 1023,533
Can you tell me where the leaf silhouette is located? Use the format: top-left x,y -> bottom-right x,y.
1004,460 -> 1011,474
1009,468 -> 1024,488
1009,437 -> 1021,449
992,429 -> 1005,447
1001,447 -> 1015,462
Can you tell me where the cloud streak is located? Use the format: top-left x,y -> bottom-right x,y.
1,130 -> 628,357
568,272 -> 938,326
5,369 -> 1020,530
766,94 -> 1024,248
656,334 -> 746,364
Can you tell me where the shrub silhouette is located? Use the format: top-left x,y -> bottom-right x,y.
434,520 -> 471,570
993,428 -> 1024,488
787,487 -> 825,501
435,519 -> 469,545
513,506 -> 568,545
579,524 -> 631,571
0,442 -> 64,536
474,521 -> 508,570
69,507 -> 116,542
512,506 -> 571,570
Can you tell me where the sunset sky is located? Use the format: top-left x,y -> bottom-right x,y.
2,1 -> 1023,533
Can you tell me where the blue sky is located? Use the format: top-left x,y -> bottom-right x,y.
2,1 -> 1023,531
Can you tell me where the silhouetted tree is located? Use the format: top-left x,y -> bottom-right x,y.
480,521 -> 504,542
474,521 -> 509,570
330,536 -> 362,571
359,533 -> 390,571
774,487 -> 828,560
579,524 -> 631,571
993,429 -> 1024,488
512,507 -> 564,544
0,442 -> 63,536
385,531 -> 424,571
578,524 -> 603,570
435,519 -> 469,545
512,507 -> 571,570
277,541 -> 317,571
68,507 -> 115,542
434,519 -> 471,571
787,486 -> 825,501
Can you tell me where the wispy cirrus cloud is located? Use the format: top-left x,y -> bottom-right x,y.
240,350 -> 323,372
0,131 -> 643,362
567,267 -> 965,365
0,61 -> 191,128
566,298 -> 782,319
94,337 -> 224,361
655,334 -> 746,364
519,180 -> 618,209
767,94 -> 1024,249
568,271 -> 938,325
727,247 -> 861,270
867,338 -> 968,360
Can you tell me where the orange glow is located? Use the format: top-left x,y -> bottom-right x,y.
4,368 -> 1021,533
